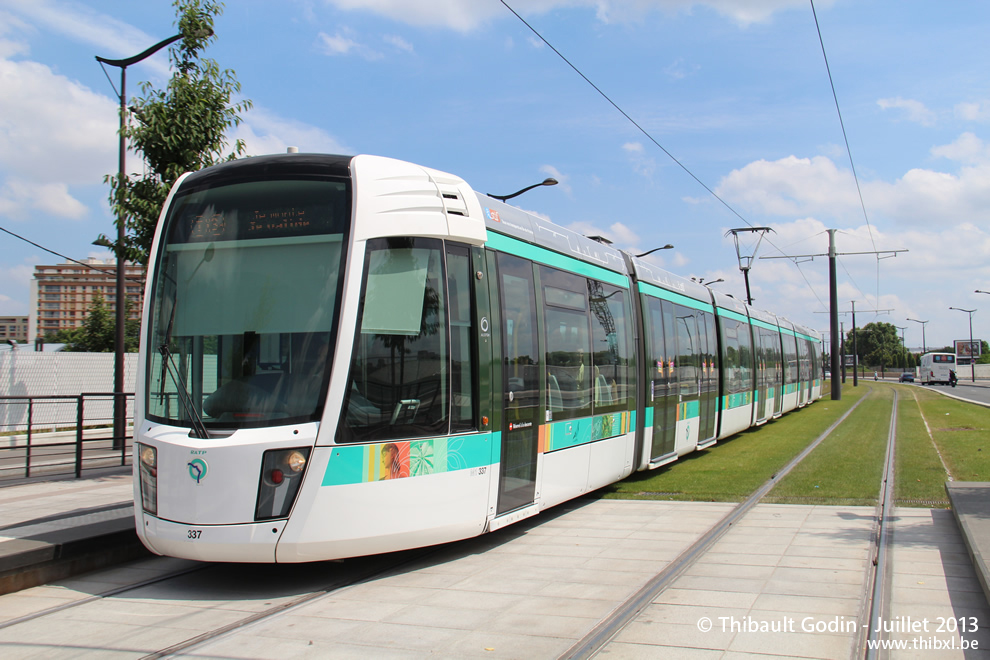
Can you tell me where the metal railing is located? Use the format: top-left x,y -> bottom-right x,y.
0,393 -> 134,482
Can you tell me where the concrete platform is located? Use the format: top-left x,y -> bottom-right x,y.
0,470 -> 144,594
0,473 -> 988,657
946,482 -> 990,608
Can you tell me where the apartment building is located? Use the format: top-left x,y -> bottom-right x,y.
0,316 -> 28,343
28,258 -> 145,341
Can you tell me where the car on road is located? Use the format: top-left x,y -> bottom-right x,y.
899,372 -> 915,382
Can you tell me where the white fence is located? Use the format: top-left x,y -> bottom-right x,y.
0,352 -> 139,433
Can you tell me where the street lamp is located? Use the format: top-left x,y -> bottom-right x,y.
906,318 -> 928,354
96,32 -> 188,450
977,290 -> 990,295
895,325 -> 907,370
635,244 -> 674,258
949,307 -> 977,383
487,177 -> 557,202
691,277 -> 724,287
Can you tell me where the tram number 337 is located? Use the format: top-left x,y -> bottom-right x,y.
187,529 -> 202,540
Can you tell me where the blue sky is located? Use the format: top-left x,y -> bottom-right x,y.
1,0 -> 989,351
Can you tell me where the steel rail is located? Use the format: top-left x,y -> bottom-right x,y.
862,389 -> 898,658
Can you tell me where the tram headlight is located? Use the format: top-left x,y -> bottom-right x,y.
255,447 -> 312,520
286,450 -> 307,473
136,443 -> 158,516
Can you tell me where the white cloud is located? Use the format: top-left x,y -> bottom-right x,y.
234,106 -> 352,157
955,100 -> 990,122
931,132 -> 990,165
539,164 -> 571,195
623,141 -> 656,180
317,29 -> 384,60
1,0 -> 171,78
733,214 -> 990,338
384,34 -> 414,53
0,58 -> 118,184
663,57 -> 699,80
716,155 -> 859,219
323,0 -> 820,32
0,35 -> 28,59
0,179 -> 87,221
715,144 -> 990,230
877,97 -> 937,126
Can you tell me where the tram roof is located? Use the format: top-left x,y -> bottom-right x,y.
475,194 -> 629,277
180,153 -> 353,189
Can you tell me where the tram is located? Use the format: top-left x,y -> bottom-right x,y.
133,153 -> 822,563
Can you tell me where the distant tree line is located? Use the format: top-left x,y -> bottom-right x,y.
840,321 -> 990,370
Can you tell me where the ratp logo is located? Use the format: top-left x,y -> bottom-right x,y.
187,458 -> 208,483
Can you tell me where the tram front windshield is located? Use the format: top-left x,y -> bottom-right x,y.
146,177 -> 350,429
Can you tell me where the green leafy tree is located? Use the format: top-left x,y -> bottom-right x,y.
846,322 -> 901,370
80,291 -> 116,352
45,294 -> 141,352
100,0 -> 252,265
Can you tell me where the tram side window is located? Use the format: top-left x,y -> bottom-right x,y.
542,267 -> 592,419
783,334 -> 798,386
674,306 -> 700,397
764,328 -> 782,388
797,339 -> 811,384
339,238 -> 449,443
720,317 -> 754,396
588,281 -> 632,412
447,246 -> 476,433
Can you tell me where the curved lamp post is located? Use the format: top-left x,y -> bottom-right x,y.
487,177 -> 557,202
635,244 -> 674,258
906,318 -> 928,354
96,33 -> 186,450
949,307 -> 977,382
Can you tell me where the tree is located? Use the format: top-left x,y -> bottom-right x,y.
846,322 -> 901,370
46,293 -> 141,352
99,0 -> 252,265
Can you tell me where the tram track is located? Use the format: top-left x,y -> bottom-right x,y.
861,388 -> 898,657
560,388 -> 878,660
0,540 -> 443,658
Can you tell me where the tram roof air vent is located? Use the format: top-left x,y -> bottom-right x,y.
438,187 -> 469,218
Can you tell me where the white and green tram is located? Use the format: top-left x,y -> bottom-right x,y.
134,153 -> 822,563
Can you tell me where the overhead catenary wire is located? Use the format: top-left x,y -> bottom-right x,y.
499,1 -> 831,310
810,0 -> 882,308
0,224 -> 145,285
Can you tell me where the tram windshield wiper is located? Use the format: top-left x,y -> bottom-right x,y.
159,301 -> 211,439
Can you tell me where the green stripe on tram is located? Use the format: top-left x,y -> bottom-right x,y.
485,231 -> 629,289
717,308 -> 749,325
638,281 -> 713,314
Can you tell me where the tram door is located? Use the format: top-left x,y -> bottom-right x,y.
647,297 -> 677,460
755,329 -> 771,423
773,333 -> 785,416
495,254 -> 540,515
697,312 -> 718,442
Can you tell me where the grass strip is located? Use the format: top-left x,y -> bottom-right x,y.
763,387 -> 890,506
601,383 -> 869,502
895,386 -> 951,507
913,387 -> 990,481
